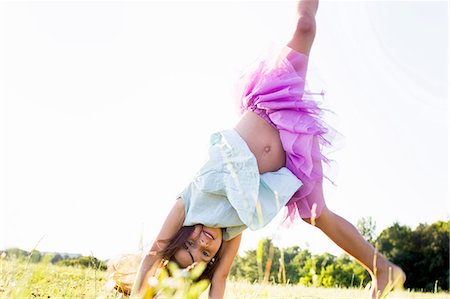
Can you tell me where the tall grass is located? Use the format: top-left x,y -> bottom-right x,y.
219,281 -> 450,299
1,258 -> 449,299
0,257 -> 110,298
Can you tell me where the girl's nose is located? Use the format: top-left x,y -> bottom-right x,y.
200,237 -> 209,248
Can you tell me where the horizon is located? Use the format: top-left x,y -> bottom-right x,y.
2,218 -> 449,262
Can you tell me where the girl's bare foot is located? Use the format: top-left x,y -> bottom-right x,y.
370,262 -> 406,299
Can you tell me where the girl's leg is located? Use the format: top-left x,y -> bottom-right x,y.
287,0 -> 319,56
303,182 -> 406,298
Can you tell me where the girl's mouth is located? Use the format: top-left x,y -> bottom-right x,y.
203,229 -> 214,240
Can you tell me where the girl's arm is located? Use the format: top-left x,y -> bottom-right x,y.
131,199 -> 186,295
208,233 -> 242,299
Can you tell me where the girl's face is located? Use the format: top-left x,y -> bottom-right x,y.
173,224 -> 222,268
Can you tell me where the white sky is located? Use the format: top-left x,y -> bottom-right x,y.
0,1 -> 448,261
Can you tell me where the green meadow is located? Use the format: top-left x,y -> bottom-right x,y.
1,258 -> 449,299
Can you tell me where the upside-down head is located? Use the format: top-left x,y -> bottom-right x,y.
158,224 -> 223,281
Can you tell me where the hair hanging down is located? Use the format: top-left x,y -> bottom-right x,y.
158,226 -> 224,282
157,225 -> 196,260
107,225 -> 223,296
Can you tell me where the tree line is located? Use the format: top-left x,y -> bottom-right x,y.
229,219 -> 449,292
1,248 -> 107,270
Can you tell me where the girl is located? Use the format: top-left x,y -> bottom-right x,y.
116,0 -> 406,298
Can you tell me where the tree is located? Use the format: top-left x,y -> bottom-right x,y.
357,217 -> 377,244
57,256 -> 107,270
41,253 -> 55,264
376,220 -> 449,291
5,248 -> 29,261
29,249 -> 41,263
51,253 -> 63,264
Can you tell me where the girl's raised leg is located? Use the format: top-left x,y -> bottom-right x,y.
287,0 -> 319,56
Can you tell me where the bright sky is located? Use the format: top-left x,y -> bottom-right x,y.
0,1 -> 448,261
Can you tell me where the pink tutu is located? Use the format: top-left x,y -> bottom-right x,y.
238,46 -> 337,222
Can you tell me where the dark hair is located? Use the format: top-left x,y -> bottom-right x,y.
157,226 -> 223,282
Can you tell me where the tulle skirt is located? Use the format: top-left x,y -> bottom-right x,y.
238,45 -> 338,222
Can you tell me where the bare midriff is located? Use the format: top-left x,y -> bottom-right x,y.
234,111 -> 286,174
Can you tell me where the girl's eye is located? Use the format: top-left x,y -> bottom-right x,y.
188,240 -> 195,247
202,251 -> 210,257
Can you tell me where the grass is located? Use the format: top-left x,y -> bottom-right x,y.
218,281 -> 450,299
0,258 -> 110,298
1,258 -> 449,299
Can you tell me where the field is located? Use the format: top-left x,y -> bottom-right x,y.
1,259 -> 449,299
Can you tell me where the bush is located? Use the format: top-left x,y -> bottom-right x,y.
57,256 -> 107,270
